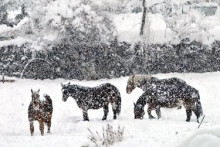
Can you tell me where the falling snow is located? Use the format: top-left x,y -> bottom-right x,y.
1,0 -> 220,147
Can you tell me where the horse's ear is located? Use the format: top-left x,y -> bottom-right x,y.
68,82 -> 70,85
37,89 -> 40,93
61,83 -> 64,87
31,89 -> 33,94
133,102 -> 136,107
132,75 -> 135,83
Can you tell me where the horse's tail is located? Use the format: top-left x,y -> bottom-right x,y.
44,94 -> 53,112
196,94 -> 203,117
115,92 -> 121,115
112,86 -> 121,115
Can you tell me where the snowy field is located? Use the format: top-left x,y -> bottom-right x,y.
0,72 -> 220,147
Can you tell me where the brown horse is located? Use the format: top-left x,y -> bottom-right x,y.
28,89 -> 53,136
127,75 -> 203,123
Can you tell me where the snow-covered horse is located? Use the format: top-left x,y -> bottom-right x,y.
61,82 -> 121,121
28,89 -> 53,136
126,75 -> 203,122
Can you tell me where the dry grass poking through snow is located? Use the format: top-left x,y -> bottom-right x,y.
87,124 -> 124,147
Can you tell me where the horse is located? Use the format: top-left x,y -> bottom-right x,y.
61,82 -> 121,121
28,89 -> 53,136
127,75 -> 203,123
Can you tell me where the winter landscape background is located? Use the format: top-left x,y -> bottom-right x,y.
1,0 -> 220,146
1,0 -> 220,80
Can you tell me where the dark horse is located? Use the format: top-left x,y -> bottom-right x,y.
61,82 -> 121,121
28,89 -> 53,136
126,75 -> 203,122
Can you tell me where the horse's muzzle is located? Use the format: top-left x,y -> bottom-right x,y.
126,84 -> 135,94
62,97 -> 67,102
126,87 -> 132,94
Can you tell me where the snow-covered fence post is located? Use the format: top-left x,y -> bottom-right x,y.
2,72 -> 5,83
0,67 -> 15,83
20,58 -> 53,79
1,66 -> 5,83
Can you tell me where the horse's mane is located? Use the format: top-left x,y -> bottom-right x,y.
62,84 -> 89,91
62,83 -> 113,91
128,75 -> 152,85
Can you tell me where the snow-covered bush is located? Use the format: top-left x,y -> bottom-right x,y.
26,0 -> 116,50
87,124 -> 124,147
0,0 -> 117,50
1,0 -> 220,80
166,9 -> 215,43
1,40 -> 220,80
148,1 -> 174,16
0,0 -> 30,26
91,0 -> 142,14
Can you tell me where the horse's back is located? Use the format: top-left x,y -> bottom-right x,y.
150,77 -> 200,102
159,77 -> 185,86
94,83 -> 119,93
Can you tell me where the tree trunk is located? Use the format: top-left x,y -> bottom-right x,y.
140,0 -> 147,35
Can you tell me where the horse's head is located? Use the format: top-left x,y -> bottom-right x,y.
127,75 -> 152,94
126,76 -> 136,94
133,102 -> 145,119
31,89 -> 40,109
61,82 -> 70,102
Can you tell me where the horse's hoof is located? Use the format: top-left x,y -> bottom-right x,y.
102,118 -> 107,120
149,116 -> 155,119
186,118 -> 190,122
113,116 -> 117,119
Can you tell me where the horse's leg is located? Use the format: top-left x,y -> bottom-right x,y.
184,103 -> 192,122
186,109 -> 192,122
156,107 -> 161,119
38,118 -> 44,136
112,103 -> 117,120
102,104 -> 109,120
47,114 -> 52,133
82,107 -> 89,121
113,110 -> 117,120
190,102 -> 200,123
29,121 -> 34,136
147,104 -> 155,119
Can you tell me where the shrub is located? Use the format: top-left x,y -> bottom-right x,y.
87,124 -> 124,147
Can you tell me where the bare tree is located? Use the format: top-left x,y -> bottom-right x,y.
140,0 -> 150,70
140,0 -> 147,35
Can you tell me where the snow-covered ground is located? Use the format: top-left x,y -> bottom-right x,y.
0,72 -> 220,147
